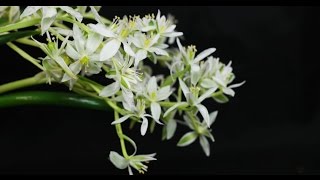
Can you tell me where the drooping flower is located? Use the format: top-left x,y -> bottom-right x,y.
109,151 -> 156,175
177,111 -> 217,156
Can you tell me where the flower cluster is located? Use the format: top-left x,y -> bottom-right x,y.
2,6 -> 245,175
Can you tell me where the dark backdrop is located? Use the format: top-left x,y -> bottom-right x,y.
0,6 -> 319,175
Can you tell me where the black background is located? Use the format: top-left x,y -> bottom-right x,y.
0,6 -> 319,175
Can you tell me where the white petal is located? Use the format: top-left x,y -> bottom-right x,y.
99,81 -> 120,97
163,102 -> 188,118
141,25 -> 156,32
140,117 -> 149,136
149,34 -> 160,47
66,43 -> 80,60
228,81 -> 246,89
199,136 -> 210,157
132,153 -> 157,162
177,132 -> 198,147
109,151 -> 129,169
209,111 -> 218,126
191,64 -> 201,86
40,7 -> 57,34
73,24 -> 85,52
162,32 -> 183,38
123,42 -> 135,57
164,24 -> 176,33
111,114 -> 132,125
69,60 -> 82,75
134,49 -> 147,67
149,47 -> 169,56
147,76 -> 157,94
20,6 -> 41,19
128,166 -> 133,175
89,6 -> 103,24
200,78 -> 217,89
196,104 -> 210,127
100,39 -> 121,61
86,32 -> 103,54
59,6 -> 83,22
193,48 -> 216,64
156,9 -> 161,20
166,119 -> 177,140
197,87 -> 217,104
176,38 -> 186,57
55,56 -> 76,79
151,102 -> 162,124
88,23 -> 116,38
157,86 -> 172,101
222,87 -> 235,97
178,78 -> 190,99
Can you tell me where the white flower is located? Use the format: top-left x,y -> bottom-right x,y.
177,38 -> 216,83
88,15 -> 136,61
130,32 -> 169,67
177,111 -> 217,156
62,24 -> 103,83
111,90 -> 156,136
155,10 -> 183,38
20,6 -> 83,35
135,14 -> 156,32
143,76 -> 173,123
109,151 -> 156,175
99,53 -> 142,98
200,58 -> 245,97
32,33 -> 77,83
168,78 -> 217,127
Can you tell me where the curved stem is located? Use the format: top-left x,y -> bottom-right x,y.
0,91 -> 110,111
114,111 -> 129,159
0,73 -> 46,94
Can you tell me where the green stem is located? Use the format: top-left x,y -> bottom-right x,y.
48,28 -> 65,41
0,91 -> 110,111
6,42 -> 44,71
83,13 -> 111,24
114,111 -> 129,159
0,18 -> 40,33
15,38 -> 40,48
57,16 -> 90,33
0,73 -> 46,94
53,21 -> 70,29
186,111 -> 200,133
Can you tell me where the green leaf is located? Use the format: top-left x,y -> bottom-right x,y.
212,93 -> 229,103
0,30 -> 40,45
177,131 -> 198,147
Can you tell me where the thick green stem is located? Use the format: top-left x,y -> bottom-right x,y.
0,91 -> 110,111
0,18 -> 40,33
0,73 -> 46,94
15,38 -> 40,48
114,111 -> 129,159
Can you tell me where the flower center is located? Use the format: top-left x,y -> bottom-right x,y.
80,56 -> 89,66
